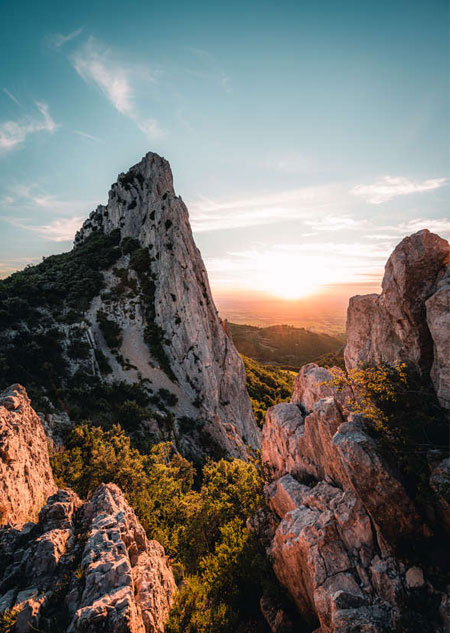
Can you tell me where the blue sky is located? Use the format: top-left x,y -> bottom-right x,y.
0,0 -> 448,300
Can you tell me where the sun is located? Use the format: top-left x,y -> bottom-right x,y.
254,252 -> 336,300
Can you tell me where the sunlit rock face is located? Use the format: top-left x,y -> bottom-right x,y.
0,384 -> 57,525
344,229 -> 450,409
261,364 -> 449,633
0,152 -> 259,460
73,152 -> 260,459
0,484 -> 176,633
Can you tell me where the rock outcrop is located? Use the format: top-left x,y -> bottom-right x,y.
262,364 -> 449,632
0,152 -> 260,459
0,384 -> 57,525
0,484 -> 176,633
0,384 -> 176,632
344,230 -> 450,409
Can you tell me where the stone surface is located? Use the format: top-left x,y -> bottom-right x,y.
426,264 -> 450,409
74,152 -> 260,459
344,230 -> 450,409
262,361 -> 448,633
0,484 -> 176,633
0,384 -> 57,525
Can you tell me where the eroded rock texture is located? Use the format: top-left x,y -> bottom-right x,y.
262,364 -> 449,633
0,384 -> 57,525
0,152 -> 260,460
344,230 -> 450,409
73,153 -> 259,458
0,483 -> 176,633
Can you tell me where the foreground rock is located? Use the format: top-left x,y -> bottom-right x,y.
344,229 -> 450,409
262,364 -> 449,632
0,483 -> 176,633
0,384 -> 57,525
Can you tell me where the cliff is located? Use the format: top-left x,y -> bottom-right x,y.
344,229 -> 450,409
262,364 -> 449,633
0,384 -> 57,525
0,152 -> 260,459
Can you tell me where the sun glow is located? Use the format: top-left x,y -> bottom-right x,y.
253,252 -> 343,300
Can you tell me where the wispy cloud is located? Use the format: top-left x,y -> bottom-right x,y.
73,129 -> 102,142
1,183 -> 96,216
0,102 -> 57,153
49,28 -> 83,49
3,88 -> 21,106
185,47 -> 231,93
189,184 -> 344,232
351,175 -> 447,204
5,216 -> 84,242
71,37 -> 163,137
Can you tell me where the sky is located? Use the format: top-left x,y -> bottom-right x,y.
0,0 -> 449,318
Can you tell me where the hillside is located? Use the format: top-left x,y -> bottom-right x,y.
229,322 -> 345,370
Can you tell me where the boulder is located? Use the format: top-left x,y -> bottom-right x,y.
0,384 -> 57,525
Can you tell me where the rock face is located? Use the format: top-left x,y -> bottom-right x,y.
0,384 -> 176,632
262,364 -> 448,633
344,230 -> 450,409
0,152 -> 260,459
0,484 -> 176,633
0,384 -> 57,525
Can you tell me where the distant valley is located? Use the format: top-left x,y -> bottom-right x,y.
229,322 -> 346,370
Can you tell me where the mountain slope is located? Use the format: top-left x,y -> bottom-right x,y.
0,152 -> 259,459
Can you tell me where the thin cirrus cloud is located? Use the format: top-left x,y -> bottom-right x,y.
351,175 -> 447,204
70,37 -> 163,138
0,102 -> 57,153
2,184 -> 96,215
188,183 -> 346,232
5,216 -> 85,242
48,28 -> 83,49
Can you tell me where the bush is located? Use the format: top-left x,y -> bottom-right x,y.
243,356 -> 294,426
51,426 -> 277,631
326,362 -> 449,498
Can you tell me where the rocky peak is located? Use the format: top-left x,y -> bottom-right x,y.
0,384 -> 57,526
0,152 -> 260,460
345,229 -> 450,408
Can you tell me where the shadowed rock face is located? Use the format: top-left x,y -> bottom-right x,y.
0,384 -> 57,525
74,152 -> 260,459
0,484 -> 176,633
344,229 -> 450,409
262,364 -> 449,633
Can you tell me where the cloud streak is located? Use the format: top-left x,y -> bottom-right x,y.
71,37 -> 163,138
4,216 -> 85,242
188,184 -> 345,232
49,28 -> 83,48
351,175 -> 447,204
0,102 -> 57,153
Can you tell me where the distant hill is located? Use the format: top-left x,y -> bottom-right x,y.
228,322 -> 345,370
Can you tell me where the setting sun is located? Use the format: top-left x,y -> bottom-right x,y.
253,252 -> 342,300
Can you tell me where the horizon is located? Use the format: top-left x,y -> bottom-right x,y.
1,0 -> 448,324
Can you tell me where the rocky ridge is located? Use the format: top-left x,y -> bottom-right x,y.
0,152 -> 260,460
0,385 -> 176,633
262,363 -> 449,633
344,229 -> 450,409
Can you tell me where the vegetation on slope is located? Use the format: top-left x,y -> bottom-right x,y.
327,362 -> 449,501
51,426 -> 286,632
229,322 -> 345,371
242,356 -> 294,426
